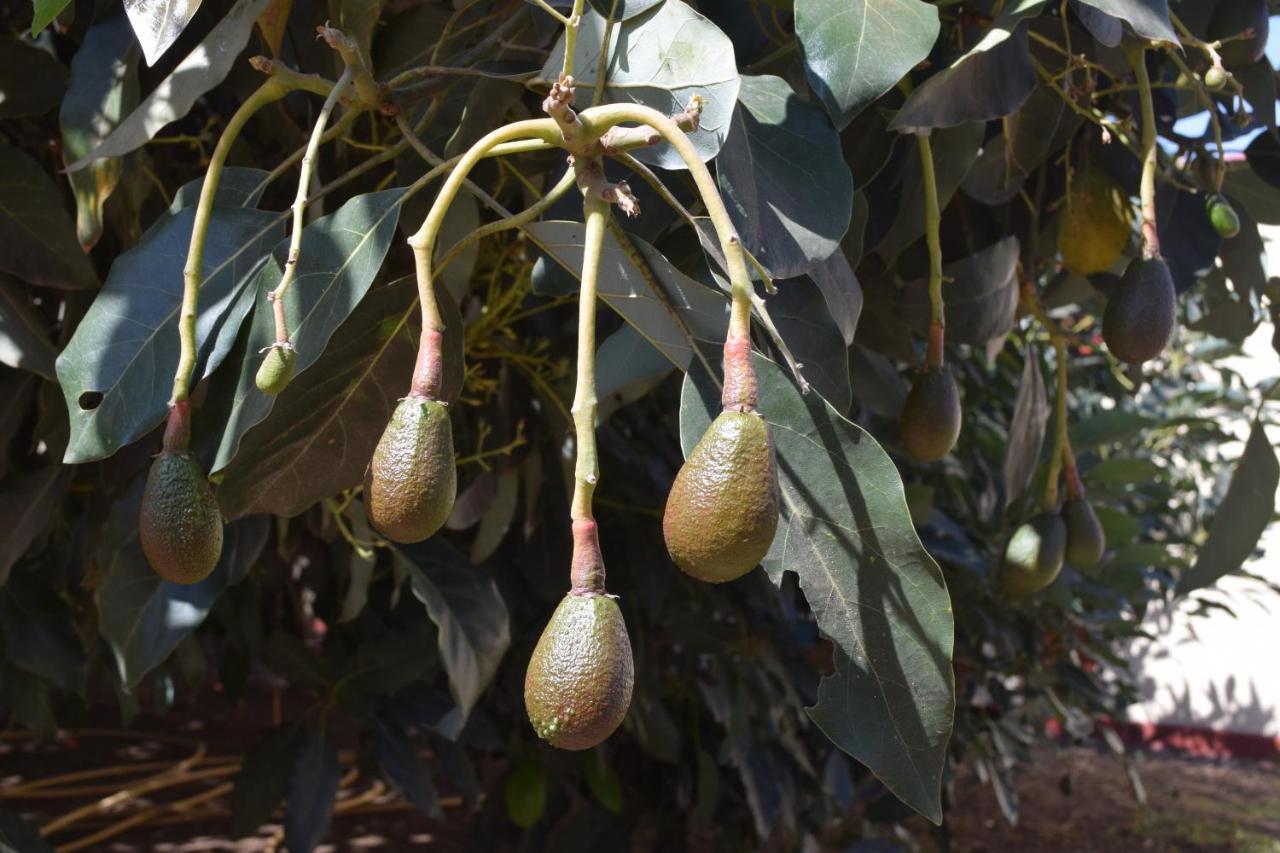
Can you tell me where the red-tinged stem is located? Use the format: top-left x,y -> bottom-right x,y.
569,518 -> 606,595
163,401 -> 192,453
721,331 -> 758,412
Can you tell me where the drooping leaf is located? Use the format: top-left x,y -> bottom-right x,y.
370,715 -> 442,818
1004,344 -> 1049,510
0,145 -> 97,290
230,723 -> 303,838
596,324 -> 675,410
539,0 -> 741,170
1224,164 -> 1280,225
1070,410 -> 1157,448
680,353 -> 954,823
396,538 -> 511,739
0,807 -> 52,853
795,0 -> 939,130
124,0 -> 204,66
213,189 -> 406,472
962,83 -> 1078,206
0,277 -> 57,380
0,38 -> 66,117
807,248 -> 863,346
899,236 -> 1021,345
1238,58 -> 1276,129
717,74 -> 854,278
30,0 -> 73,35
1178,422 -> 1279,594
0,466 -> 68,588
1070,0 -> 1123,46
1156,185 -> 1220,294
67,0 -> 274,170
1072,0 -> 1176,45
255,0 -> 292,55
766,276 -> 852,412
585,0 -> 662,18
285,726 -> 340,853
0,572 -> 87,694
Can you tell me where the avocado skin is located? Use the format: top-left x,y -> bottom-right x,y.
900,368 -> 962,463
525,593 -> 634,750
1102,257 -> 1176,364
139,452 -> 224,584
365,397 -> 456,543
1063,499 -> 1106,569
1058,170 -> 1133,275
663,411 -> 779,583
1206,195 -> 1241,239
1209,1 -> 1269,69
255,347 -> 296,395
1001,512 -> 1067,599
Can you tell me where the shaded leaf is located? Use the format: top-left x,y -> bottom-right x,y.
767,276 -> 852,412
0,144 -> 97,290
0,38 -> 66,117
0,572 -> 86,694
285,726 -> 340,853
899,236 -> 1021,345
1004,345 -> 1049,509
1071,0 -> 1123,46
30,0 -> 73,35
0,278 -> 57,380
471,470 -> 518,564
230,723 -> 303,838
596,324 -> 675,410
0,466 -> 68,588
1072,0 -> 1175,43
1070,410 -> 1157,447
808,248 -> 863,346
585,0 -> 662,17
0,807 -> 52,853
370,715 -> 442,818
505,756 -> 547,829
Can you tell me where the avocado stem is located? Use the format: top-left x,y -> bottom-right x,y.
410,327 -> 445,399
1126,46 -> 1162,259
162,401 -> 192,453
925,322 -> 946,371
1043,337 -> 1070,510
570,195 -> 608,522
1063,440 -> 1085,501
917,132 -> 946,332
721,332 -> 758,412
570,519 -> 607,595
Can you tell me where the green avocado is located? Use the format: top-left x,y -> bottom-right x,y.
663,410 -> 779,583
1208,0 -> 1269,70
1057,168 -> 1133,276
899,367 -> 962,463
1063,498 -> 1106,570
365,396 -> 456,543
1203,65 -> 1228,91
1001,512 -> 1067,599
1102,257 -> 1176,364
255,346 -> 296,395
524,593 -> 634,750
139,452 -> 224,584
1206,194 -> 1241,239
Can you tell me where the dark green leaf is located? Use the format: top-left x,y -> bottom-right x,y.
0,466 -> 68,588
0,144 -> 97,290
767,276 -> 852,412
1070,410 -> 1157,447
1072,0 -> 1176,43
0,278 -> 57,380
808,248 -> 862,346
899,236 -> 1021,345
0,807 -> 52,853
370,715 -> 441,818
0,38 -> 65,117
1071,0 -> 1123,45
582,752 -> 623,813
596,325 -> 675,409
30,0 -> 73,35
230,724 -> 303,838
285,726 -> 340,853
0,572 -> 86,694
1084,457 -> 1162,487
1235,49 -> 1275,129
0,662 -> 56,738
1223,164 -> 1280,225
505,756 -> 547,829
1004,345 -> 1049,509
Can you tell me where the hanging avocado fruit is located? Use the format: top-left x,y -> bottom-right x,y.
1102,257 -> 1176,364
1208,0 -> 1269,70
365,396 -> 457,543
1001,512 -> 1067,598
1203,65 -> 1228,91
1206,194 -> 1241,239
139,452 -> 225,584
1063,498 -> 1106,569
1057,168 -> 1133,276
255,345 -> 296,395
900,367 -> 962,462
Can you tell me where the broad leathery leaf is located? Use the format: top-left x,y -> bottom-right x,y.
67,0 -> 273,170
1178,422 -> 1279,594
766,276 -> 852,413
0,466 -> 69,587
1237,56 -> 1276,129
57,204 -> 284,464
1071,0 -> 1123,46
471,470 -> 518,564
370,715 -> 442,818
1072,0 -> 1176,44
1156,184 -> 1220,295
808,247 -> 863,345
680,353 -> 954,823
396,538 -> 511,740
795,0 -> 939,129
1224,164 -> 1280,225
0,277 -> 58,380
0,807 -> 52,853
0,145 -> 97,290
169,167 -> 272,213
285,726 -> 340,853
30,0 -> 73,35
585,0 -> 662,18
1003,344 -> 1049,510
962,83 -> 1077,207
899,236 -> 1021,344
526,221 -> 729,369
124,0 -> 203,66
596,324 -> 675,412
504,756 -> 547,829
538,1 -> 740,170
60,12 -> 140,251
255,0 -> 292,55
0,572 -> 87,694
1070,410 -> 1157,448
214,274 -> 463,519
212,189 -> 406,472
718,74 -> 854,279
339,505 -> 377,622
230,724 -> 303,838
891,1 -> 1047,133
0,38 -> 66,118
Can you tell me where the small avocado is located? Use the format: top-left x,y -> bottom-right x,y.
365,396 -> 456,543
1001,512 -> 1067,599
900,367 -> 962,463
1058,168 -> 1134,275
1206,194 -> 1241,239
663,410 -> 779,583
525,593 -> 634,750
139,452 -> 224,584
1203,65 -> 1228,91
255,346 -> 296,395
1063,499 -> 1106,570
1208,0 -> 1269,70
1102,257 -> 1176,364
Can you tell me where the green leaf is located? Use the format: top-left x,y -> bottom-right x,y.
1004,345 -> 1049,510
0,807 -> 52,853
1073,0 -> 1176,44
596,324 -> 675,410
586,0 -> 661,17
30,0 -> 72,34
395,538 -> 511,739
0,38 -> 66,118
504,756 -> 547,829
766,276 -> 851,412
0,277 -> 57,380
1083,457 -> 1163,487
230,723 -> 303,838
0,572 -> 86,695
1,662 -> 56,738
0,466 -> 68,588
212,188 -> 406,472
124,0 -> 205,66
582,752 -> 623,813
679,353 -> 954,823
0,144 -> 97,290
1224,164 -> 1280,225
67,0 -> 274,170
899,236 -> 1020,345
794,0 -> 939,129
807,249 -> 863,346
717,74 -> 854,279
1179,422 -> 1279,594
1069,410 -> 1157,448
539,0 -> 741,170
56,203 -> 284,464
370,715 -> 441,818
285,726 -> 340,853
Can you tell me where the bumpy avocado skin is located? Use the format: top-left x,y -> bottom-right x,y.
365,397 -> 456,543
1058,170 -> 1133,275
1001,512 -> 1067,599
255,347 -> 296,395
139,452 -> 224,584
525,593 -> 634,750
1209,1 -> 1269,69
1063,499 -> 1106,570
900,368 -> 962,463
1102,257 -> 1176,364
663,411 -> 779,583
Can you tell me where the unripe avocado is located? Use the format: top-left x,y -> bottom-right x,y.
139,452 -> 224,584
255,346 -> 296,395
365,396 -> 456,543
1208,0 -> 1269,70
899,368 -> 962,462
1057,169 -> 1133,275
1206,194 -> 1241,239
1001,512 -> 1067,599
525,593 -> 634,750
663,410 -> 779,583
1203,65 -> 1228,91
1102,257 -> 1176,364
1063,498 -> 1106,570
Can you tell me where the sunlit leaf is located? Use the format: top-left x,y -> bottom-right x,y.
124,0 -> 205,66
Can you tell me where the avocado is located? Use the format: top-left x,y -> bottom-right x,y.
524,592 -> 634,750
365,396 -> 456,543
139,452 -> 224,584
899,367 -> 962,463
1206,194 -> 1241,239
1058,168 -> 1133,276
1063,498 -> 1106,569
1102,257 -> 1176,364
255,345 -> 296,395
1001,512 -> 1067,599
663,410 -> 779,583
1208,0 -> 1269,69
1203,65 -> 1228,91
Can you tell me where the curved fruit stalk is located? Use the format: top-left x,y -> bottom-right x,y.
1063,498 -> 1106,569
1001,512 -> 1067,599
365,396 -> 456,543
1057,166 -> 1133,275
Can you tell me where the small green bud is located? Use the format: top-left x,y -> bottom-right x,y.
255,345 -> 296,395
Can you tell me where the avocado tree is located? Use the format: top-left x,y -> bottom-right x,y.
2,0 -> 1279,848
